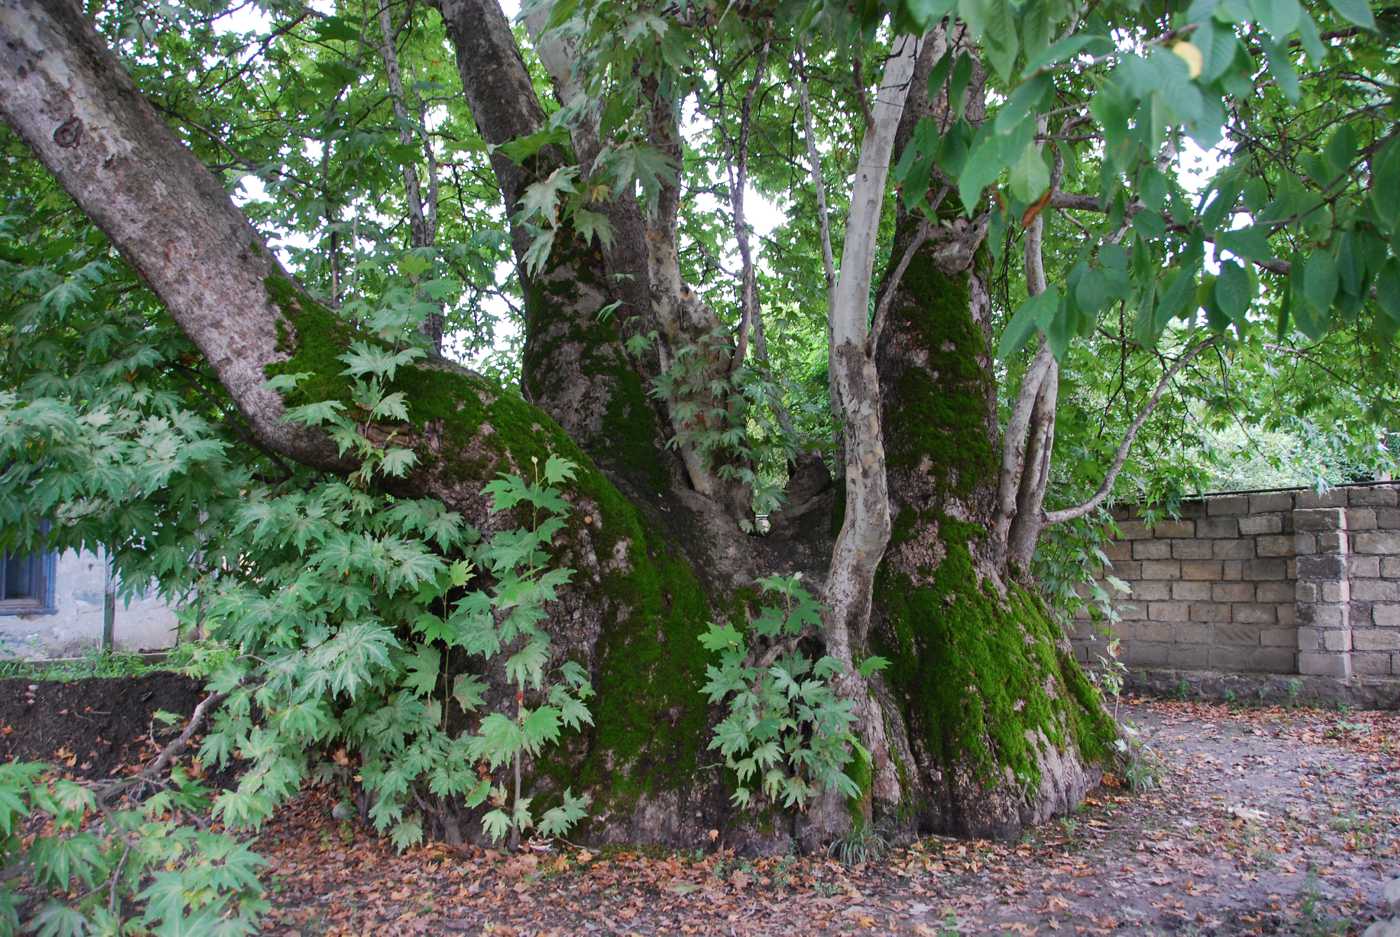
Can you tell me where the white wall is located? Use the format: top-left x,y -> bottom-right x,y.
0,548 -> 181,659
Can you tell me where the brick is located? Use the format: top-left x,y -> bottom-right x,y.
1211,539 -> 1254,560
1350,555 -> 1380,578
1148,601 -> 1190,622
1189,603 -> 1232,623
1297,627 -> 1323,651
1296,489 -> 1348,508
1294,533 -> 1317,555
1117,520 -> 1151,539
1129,580 -> 1171,601
1352,579 -> 1400,602
1286,558 -> 1298,579
1171,581 -> 1212,601
1296,554 -> 1345,579
1104,540 -> 1133,561
1373,604 -> 1400,627
1261,627 -> 1296,647
1354,531 -> 1400,554
1174,623 -> 1214,644
1353,653 -> 1394,676
1250,492 -> 1294,513
1211,582 -> 1255,602
1178,501 -> 1208,518
1244,559 -> 1287,580
1316,531 -> 1347,553
1254,648 -> 1299,673
1111,560 -> 1142,579
1297,603 -> 1348,628
1255,581 -> 1293,603
1133,540 -> 1171,559
1347,486 -> 1398,507
1299,652 -> 1352,677
1322,629 -> 1352,652
1168,644 -> 1211,668
1124,642 -> 1170,667
1296,581 -> 1318,603
1256,534 -> 1295,557
1276,604 -> 1297,626
1238,514 -> 1284,536
1215,623 -> 1262,645
1347,508 -> 1378,531
1207,495 -> 1249,516
1153,519 -> 1195,538
1382,558 -> 1400,577
1232,603 -> 1277,624
1122,620 -> 1176,643
1208,646 -> 1262,670
1171,539 -> 1214,559
1354,629 -> 1400,651
1393,652 -> 1400,673
1180,560 -> 1223,580
1294,507 -> 1346,531
1319,581 -> 1349,604
1221,560 -> 1243,581
1118,602 -> 1148,621
1140,560 -> 1181,580
1197,518 -> 1239,539
1378,509 -> 1400,530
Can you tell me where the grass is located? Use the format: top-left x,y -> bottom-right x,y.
0,648 -> 167,681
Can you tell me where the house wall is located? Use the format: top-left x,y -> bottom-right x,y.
0,548 -> 180,659
1070,482 -> 1400,682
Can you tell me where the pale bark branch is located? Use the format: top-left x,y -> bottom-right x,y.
797,55 -> 837,307
729,37 -> 770,373
1043,338 -> 1216,525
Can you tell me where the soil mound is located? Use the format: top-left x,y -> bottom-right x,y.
0,673 -> 205,778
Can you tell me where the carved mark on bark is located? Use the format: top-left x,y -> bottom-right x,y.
53,115 -> 81,147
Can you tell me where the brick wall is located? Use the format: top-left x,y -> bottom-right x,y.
1070,483 -> 1400,680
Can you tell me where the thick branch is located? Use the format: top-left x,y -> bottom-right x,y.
0,0 -> 337,468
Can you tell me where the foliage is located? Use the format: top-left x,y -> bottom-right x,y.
699,575 -> 871,810
0,235 -> 594,850
0,762 -> 266,936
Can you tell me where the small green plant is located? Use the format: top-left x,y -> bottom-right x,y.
698,574 -> 870,810
1285,678 -> 1304,707
0,649 -> 162,682
0,761 -> 265,934
828,823 -> 889,866
1175,678 -> 1191,701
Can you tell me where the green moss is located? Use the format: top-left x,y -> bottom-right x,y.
873,534 -> 1117,800
845,743 -> 874,827
263,272 -> 714,819
883,254 -> 999,498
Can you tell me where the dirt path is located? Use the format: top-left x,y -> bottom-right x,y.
258,698 -> 1400,936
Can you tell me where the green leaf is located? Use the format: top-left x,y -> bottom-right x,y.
1302,251 -> 1338,318
1009,142 -> 1050,204
1214,260 -> 1253,322
452,674 -> 487,713
521,705 -> 563,754
1324,0 -> 1376,29
402,645 -> 440,697
997,287 -> 1059,360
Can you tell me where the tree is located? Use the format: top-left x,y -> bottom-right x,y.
1,0 -> 1395,852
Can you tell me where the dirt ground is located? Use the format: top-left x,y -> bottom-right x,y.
4,680 -> 1396,935
253,699 -> 1400,936
0,673 -> 204,777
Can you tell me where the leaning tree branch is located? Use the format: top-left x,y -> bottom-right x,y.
1043,338 -> 1217,525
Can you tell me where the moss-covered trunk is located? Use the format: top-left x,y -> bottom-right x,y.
867,236 -> 1116,839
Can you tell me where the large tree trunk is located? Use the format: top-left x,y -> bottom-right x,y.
1,0 -> 1114,851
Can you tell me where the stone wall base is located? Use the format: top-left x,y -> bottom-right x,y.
1124,667 -> 1400,710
